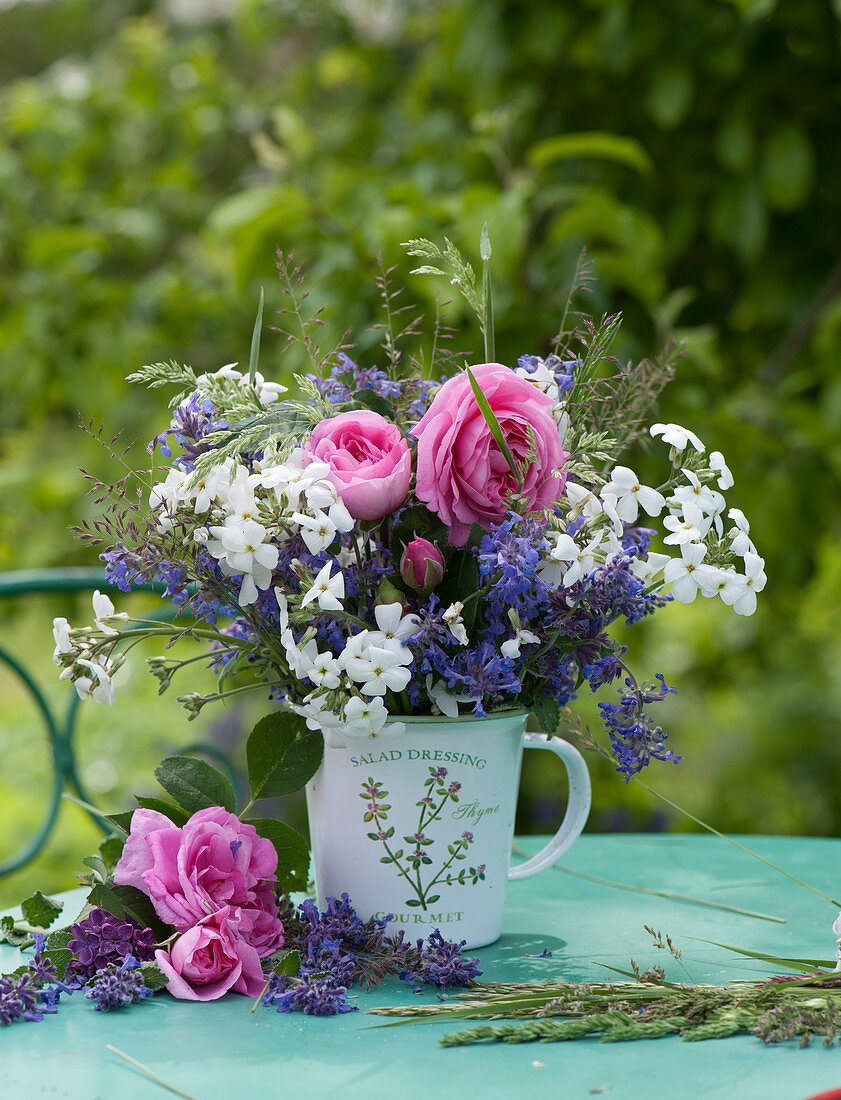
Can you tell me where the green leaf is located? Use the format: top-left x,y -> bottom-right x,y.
134,795 -> 190,827
246,711 -> 323,801
20,891 -> 63,930
98,834 -> 125,873
427,894 -> 441,904
339,389 -> 396,419
249,286 -> 264,388
465,366 -> 519,483
44,929 -> 74,980
435,549 -> 481,632
154,755 -> 237,815
139,964 -> 169,992
81,855 -> 108,883
244,818 -> 310,895
528,131 -> 653,175
531,695 -> 561,737
87,882 -> 126,921
0,915 -> 30,947
90,883 -> 170,942
267,948 -> 301,977
405,898 -> 422,907
106,811 -> 133,835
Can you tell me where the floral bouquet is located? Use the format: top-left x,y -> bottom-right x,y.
54,238 -> 764,780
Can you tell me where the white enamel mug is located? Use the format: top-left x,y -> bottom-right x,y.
305,711 -> 591,948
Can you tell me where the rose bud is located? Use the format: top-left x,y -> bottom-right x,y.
400,537 -> 445,594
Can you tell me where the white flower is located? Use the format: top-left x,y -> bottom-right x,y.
92,590 -> 127,634
650,422 -> 705,453
343,695 -> 391,738
663,502 -> 710,545
727,508 -> 755,557
75,657 -> 116,705
709,450 -> 734,490
206,518 -> 279,607
300,563 -> 345,612
292,510 -> 338,554
671,470 -> 725,519
697,566 -> 746,603
442,602 -> 469,646
548,530 -> 604,588
247,370 -> 287,405
288,695 -> 345,736
342,645 -> 412,697
727,553 -> 767,616
600,466 -> 666,523
426,675 -> 460,718
833,911 -> 841,973
630,551 -> 671,585
368,603 -> 420,649
149,467 -> 190,531
52,617 -> 74,662
500,609 -> 540,660
564,481 -> 603,520
662,543 -> 708,603
305,650 -> 342,690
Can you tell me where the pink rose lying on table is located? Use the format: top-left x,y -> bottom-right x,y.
302,409 -> 411,521
411,363 -> 568,546
154,906 -> 266,1002
114,806 -> 284,952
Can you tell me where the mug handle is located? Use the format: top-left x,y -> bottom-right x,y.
508,732 -> 592,881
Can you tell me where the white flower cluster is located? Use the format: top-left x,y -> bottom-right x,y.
195,362 -> 288,406
539,422 -> 765,616
279,594 -> 418,740
52,591 -> 128,704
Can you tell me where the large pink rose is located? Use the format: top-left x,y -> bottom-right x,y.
412,363 -> 568,546
114,807 -> 282,950
302,410 -> 411,521
154,906 -> 266,1001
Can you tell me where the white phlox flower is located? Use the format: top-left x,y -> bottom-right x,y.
662,543 -> 709,603
600,466 -> 666,523
367,603 -> 420,650
709,450 -> 734,490
301,563 -> 345,612
304,650 -> 342,690
697,565 -> 746,604
650,422 -> 705,453
671,470 -> 725,521
52,617 -> 74,663
73,656 -> 117,705
662,502 -> 711,546
833,912 -> 841,972
149,467 -> 190,531
564,481 -> 603,521
426,675 -> 460,718
630,552 -> 671,585
92,590 -> 127,634
726,552 -> 767,617
206,518 -> 279,607
343,695 -> 393,738
342,644 -> 412,697
442,602 -> 469,645
292,510 -> 338,555
547,529 -> 605,588
727,508 -> 755,558
500,609 -> 540,659
247,370 -> 287,405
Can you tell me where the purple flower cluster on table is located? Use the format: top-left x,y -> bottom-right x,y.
262,893 -> 481,1017
67,908 -> 157,978
0,935 -> 70,1026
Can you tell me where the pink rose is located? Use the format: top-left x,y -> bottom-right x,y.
114,807 -> 282,951
302,410 -> 411,521
399,537 -> 445,593
412,363 -> 568,546
154,906 -> 266,1001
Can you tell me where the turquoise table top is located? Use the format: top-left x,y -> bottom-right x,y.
3,834 -> 841,1100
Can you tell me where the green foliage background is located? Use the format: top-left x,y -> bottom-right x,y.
2,0 -> 840,905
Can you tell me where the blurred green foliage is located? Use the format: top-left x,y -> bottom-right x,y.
2,0 -> 841,904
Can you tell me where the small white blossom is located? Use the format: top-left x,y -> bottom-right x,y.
52,617 -> 73,662
709,450 -> 734,490
663,503 -> 710,545
500,610 -> 540,659
305,650 -> 342,690
727,553 -> 767,616
663,543 -> 708,603
343,695 -> 391,738
292,510 -> 338,554
368,603 -> 420,650
548,530 -> 605,588
629,552 -> 671,585
728,508 -> 755,558
650,422 -> 705,453
342,645 -> 412,697
92,590 -> 127,634
671,470 -> 725,519
442,602 -> 469,646
75,657 -> 116,705
600,466 -> 666,523
301,563 -> 345,612
206,518 -> 279,607
564,481 -> 603,520
426,675 -> 460,718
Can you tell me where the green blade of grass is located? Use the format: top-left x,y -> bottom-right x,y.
465,365 -> 519,485
480,223 -> 494,363
248,286 -> 264,388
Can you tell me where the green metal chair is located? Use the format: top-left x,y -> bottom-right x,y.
0,568 -> 239,876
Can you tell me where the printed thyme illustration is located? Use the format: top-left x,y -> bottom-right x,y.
361,767 -> 486,910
